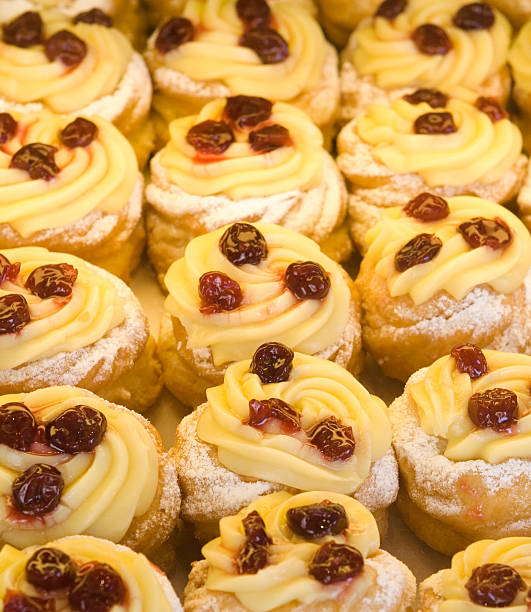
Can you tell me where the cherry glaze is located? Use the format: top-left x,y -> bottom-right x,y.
287,502 -> 348,540
309,542 -> 364,585
250,342 -> 294,383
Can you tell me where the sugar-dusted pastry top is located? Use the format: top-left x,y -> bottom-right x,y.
362,194 -> 531,305
0,110 -> 138,236
0,535 -> 180,611
0,386 -> 160,548
0,246 -> 124,369
348,0 -> 511,91
198,350 -> 390,493
202,490 -> 380,612
509,20 -> 531,94
0,9 -> 133,112
153,97 -> 324,199
354,90 -> 522,187
164,222 -> 351,366
149,0 -> 327,100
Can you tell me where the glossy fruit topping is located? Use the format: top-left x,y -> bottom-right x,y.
250,342 -> 294,383
239,28 -> 289,64
465,563 -> 524,607
236,0 -> 272,29
475,97 -> 507,122
248,398 -> 301,434
237,511 -> 270,574
46,405 -> 107,454
309,542 -> 364,585
10,143 -> 58,181
25,263 -> 78,299
249,124 -> 291,152
414,112 -> 457,134
450,343 -> 488,379
403,88 -> 448,108
199,271 -> 243,313
243,510 -> 271,546
186,120 -> 234,155
69,563 -> 126,612
308,416 -> 355,462
73,8 -> 113,27
60,118 -> 98,148
284,261 -> 330,300
287,502 -> 348,540
12,463 -> 64,516
404,193 -> 450,222
0,294 -> 30,334
375,0 -> 407,19
26,547 -> 75,590
3,594 -> 50,612
0,402 -> 37,451
44,30 -> 87,66
2,12 -> 43,48
219,222 -> 268,266
0,254 -> 20,284
0,113 -> 17,144
453,3 -> 495,30
412,24 -> 452,55
394,233 -> 442,271
468,388 -> 518,432
225,95 -> 273,130
458,217 -> 512,250
155,17 -> 194,54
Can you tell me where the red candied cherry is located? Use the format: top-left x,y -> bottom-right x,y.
250,342 -> 294,383
466,563 -> 525,606
468,388 -> 518,432
412,24 -> 452,55
237,511 -> 270,574
26,547 -> 76,590
73,8 -> 113,27
404,193 -> 450,222
403,89 -> 448,109
69,563 -> 126,612
0,402 -> 37,451
309,542 -> 364,585
236,0 -> 272,29
12,463 -> 64,516
308,416 -> 355,462
0,113 -> 17,144
284,261 -> 330,300
219,222 -> 268,266
186,120 -> 234,156
155,17 -> 194,54
248,398 -> 301,434
0,254 -> 20,284
44,30 -> 87,66
25,263 -> 78,299
454,3 -> 495,30
60,118 -> 98,148
242,510 -> 271,546
199,271 -> 243,314
451,343 -> 488,379
45,405 -> 107,454
0,294 -> 31,335
239,27 -> 289,64
287,501 -> 348,539
375,0 -> 407,19
475,97 -> 507,122
224,95 -> 273,130
10,143 -> 59,181
4,594 -> 51,612
2,12 -> 43,47
458,217 -> 512,250
249,124 -> 291,153
394,233 -> 442,272
414,112 -> 457,134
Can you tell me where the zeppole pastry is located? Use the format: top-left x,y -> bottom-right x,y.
356,195 -> 531,382
176,348 -> 398,540
337,89 -> 527,249
184,490 -> 416,612
0,386 -> 179,555
391,346 -> 531,555
146,96 -> 350,283
340,0 -> 512,122
144,0 -> 339,145
314,0 -> 380,47
159,222 -> 362,406
419,537 -> 531,611
0,246 -> 162,412
0,535 -> 183,611
0,110 -> 143,280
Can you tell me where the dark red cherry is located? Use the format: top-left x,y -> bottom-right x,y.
73,8 -> 113,27
69,563 -> 126,612
155,17 -> 194,54
451,343 -> 488,379
10,143 -> 58,181
45,405 -> 107,454
249,124 -> 291,153
284,261 -> 330,300
44,30 -> 87,66
250,342 -> 294,383
0,402 -> 37,451
475,97 -> 507,122
0,254 -> 20,284
287,502 -> 348,540
187,120 -> 234,155
3,594 -> 51,612
236,0 -> 272,29
308,416 -> 355,462
237,511 -> 270,574
224,95 -> 273,130
219,222 -> 268,266
242,510 -> 271,546
2,12 -> 43,47
414,112 -> 457,134
309,542 -> 364,585
0,294 -> 30,334
248,398 -> 301,434
25,263 -> 78,299
403,89 -> 448,109
199,271 -> 242,313
239,28 -> 289,64
466,563 -> 524,607
0,113 -> 17,144
26,547 -> 75,590
375,0 -> 407,19
458,217 -> 512,250
404,193 -> 450,222
468,388 -> 518,432
60,117 -> 98,148
412,24 -> 452,55
394,233 -> 442,272
454,3 -> 495,30
12,463 -> 64,516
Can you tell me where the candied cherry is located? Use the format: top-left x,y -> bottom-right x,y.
375,0 -> 407,19
2,12 -> 43,47
458,217 -> 512,250
237,511 -> 270,574
44,30 -> 87,66
465,563 -> 524,607
249,124 -> 291,153
199,271 -> 242,313
187,120 -> 234,156
287,501 -> 348,540
219,222 -> 267,266
454,3 -> 495,30
412,24 -> 452,55
236,0 -> 272,29
403,88 -> 448,108
69,563 -> 126,612
248,398 -> 301,434
26,547 -> 75,590
309,542 -> 364,585
0,253 -> 20,284
25,263 -> 78,299
224,95 -> 273,130
395,233 -> 442,272
414,112 -> 457,134
242,510 -> 271,546
308,416 -> 355,462
4,594 -> 50,612
12,463 -> 64,516
239,27 -> 289,64
475,97 -> 507,122
451,343 -> 488,379
46,405 -> 107,454
0,402 -> 37,451
468,388 -> 518,432
250,342 -> 294,383
155,17 -> 194,54
0,113 -> 17,144
404,193 -> 450,222
284,261 -> 330,300
60,117 -> 98,148
10,143 -> 58,181
0,295 -> 30,334
74,8 -> 113,27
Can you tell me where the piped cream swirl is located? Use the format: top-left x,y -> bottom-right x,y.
509,21 -> 531,95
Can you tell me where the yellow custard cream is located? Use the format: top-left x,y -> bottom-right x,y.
0,110 -> 138,236
351,0 -> 511,90
0,247 -> 124,369
164,223 -> 351,366
410,350 -> 531,464
356,93 -> 522,187
363,196 -> 531,305
202,491 -> 380,612
157,99 -> 323,199
198,352 -> 391,492
509,21 -> 531,94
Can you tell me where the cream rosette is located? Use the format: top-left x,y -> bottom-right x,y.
197,353 -> 391,493
0,536 -> 183,611
509,21 -> 531,95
